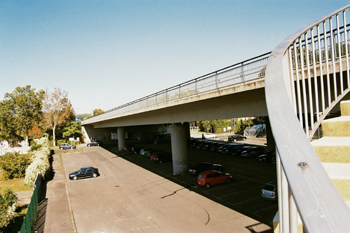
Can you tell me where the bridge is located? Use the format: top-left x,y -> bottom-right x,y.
82,5 -> 350,233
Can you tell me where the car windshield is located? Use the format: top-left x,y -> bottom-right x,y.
198,174 -> 204,179
263,184 -> 275,191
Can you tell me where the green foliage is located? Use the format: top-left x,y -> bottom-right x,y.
0,152 -> 32,179
30,140 -> 43,152
93,109 -> 104,116
24,137 -> 51,185
0,189 -> 17,229
57,139 -> 66,145
0,85 -> 44,144
62,121 -> 82,139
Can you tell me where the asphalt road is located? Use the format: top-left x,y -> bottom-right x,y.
62,139 -> 275,233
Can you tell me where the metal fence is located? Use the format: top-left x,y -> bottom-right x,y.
82,52 -> 271,125
18,173 -> 42,233
265,4 -> 350,233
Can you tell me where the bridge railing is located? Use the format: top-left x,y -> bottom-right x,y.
82,52 -> 270,124
265,5 -> 350,233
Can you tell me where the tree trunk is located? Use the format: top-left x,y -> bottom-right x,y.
53,124 -> 56,147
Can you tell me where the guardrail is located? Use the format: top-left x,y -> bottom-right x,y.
82,52 -> 271,125
18,173 -> 42,233
265,5 -> 350,233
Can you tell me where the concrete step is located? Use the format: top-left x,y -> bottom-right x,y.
340,100 -> 350,116
311,137 -> 350,163
322,163 -> 350,201
321,116 -> 350,137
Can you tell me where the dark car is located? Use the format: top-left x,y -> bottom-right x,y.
154,152 -> 172,163
228,134 -> 247,142
240,146 -> 266,158
87,141 -> 102,147
197,170 -> 233,188
258,151 -> 276,163
59,143 -> 76,150
132,146 -> 143,154
69,167 -> 100,180
229,145 -> 252,156
188,162 -> 223,175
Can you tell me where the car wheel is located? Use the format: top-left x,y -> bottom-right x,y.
205,183 -> 210,188
73,176 -> 77,180
93,173 -> 97,178
226,179 -> 231,184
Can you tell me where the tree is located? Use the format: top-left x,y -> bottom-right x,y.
93,109 -> 104,116
42,88 -> 72,147
84,114 -> 92,120
0,86 -> 44,145
29,122 -> 42,139
62,121 -> 82,140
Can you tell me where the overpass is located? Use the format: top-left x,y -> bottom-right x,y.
82,5 -> 350,233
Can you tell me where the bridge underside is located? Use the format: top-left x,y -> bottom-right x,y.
89,87 -> 267,128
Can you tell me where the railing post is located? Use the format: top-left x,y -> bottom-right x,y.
240,62 -> 244,82
215,72 -> 218,89
195,79 -> 198,94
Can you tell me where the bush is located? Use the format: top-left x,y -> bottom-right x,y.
57,139 -> 66,146
24,137 -> 51,185
0,152 -> 32,179
0,189 -> 17,229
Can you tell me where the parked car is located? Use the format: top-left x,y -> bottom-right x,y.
197,170 -> 233,188
59,143 -> 76,150
149,150 -> 164,161
258,151 -> 276,163
202,133 -> 217,139
229,145 -> 252,156
261,181 -> 277,201
87,141 -> 102,147
189,162 -> 223,175
123,145 -> 133,151
154,152 -> 172,163
240,146 -> 266,158
140,148 -> 153,156
132,146 -> 143,154
222,143 -> 241,154
228,134 -> 247,142
69,167 -> 100,180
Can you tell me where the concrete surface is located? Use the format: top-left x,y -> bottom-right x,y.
40,145 -> 272,233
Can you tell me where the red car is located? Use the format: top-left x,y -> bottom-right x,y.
123,145 -> 133,151
197,170 -> 233,188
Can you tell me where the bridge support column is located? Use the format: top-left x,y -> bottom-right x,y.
265,117 -> 275,152
118,127 -> 126,151
171,123 -> 188,175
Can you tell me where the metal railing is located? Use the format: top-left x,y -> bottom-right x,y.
18,173 -> 42,233
82,52 -> 270,125
265,5 -> 350,233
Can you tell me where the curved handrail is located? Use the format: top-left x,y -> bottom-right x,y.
81,52 -> 270,125
265,5 -> 350,232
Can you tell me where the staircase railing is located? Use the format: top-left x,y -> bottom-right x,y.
265,5 -> 350,233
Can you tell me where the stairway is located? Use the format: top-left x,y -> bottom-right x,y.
311,100 -> 350,208
273,100 -> 350,232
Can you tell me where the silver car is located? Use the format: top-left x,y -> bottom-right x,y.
261,181 -> 277,201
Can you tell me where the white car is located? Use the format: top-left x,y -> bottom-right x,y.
202,133 -> 217,139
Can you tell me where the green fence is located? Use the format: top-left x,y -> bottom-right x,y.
18,173 -> 41,233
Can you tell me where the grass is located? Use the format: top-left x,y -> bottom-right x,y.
0,169 -> 32,193
0,169 -> 32,233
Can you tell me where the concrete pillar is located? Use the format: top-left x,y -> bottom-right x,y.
183,122 -> 191,140
265,117 -> 276,152
171,123 -> 188,175
118,127 -> 126,151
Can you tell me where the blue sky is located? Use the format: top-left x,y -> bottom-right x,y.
1,1 -> 349,114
